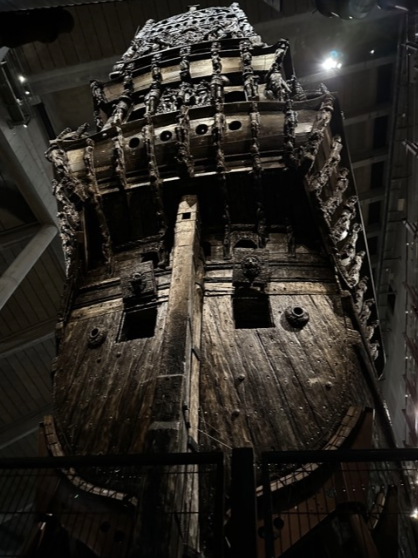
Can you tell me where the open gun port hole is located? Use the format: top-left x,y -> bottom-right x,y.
228,120 -> 242,131
196,124 -> 208,135
129,137 -> 140,148
160,130 -> 172,141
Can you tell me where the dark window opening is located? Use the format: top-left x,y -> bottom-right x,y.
367,236 -> 378,256
387,285 -> 396,314
371,162 -> 385,189
119,307 -> 157,341
368,201 -> 381,225
234,239 -> 257,249
233,289 -> 274,329
141,251 -> 159,268
373,116 -> 389,149
182,212 -> 191,220
202,241 -> 212,258
224,91 -> 246,103
376,64 -> 392,104
84,205 -> 104,269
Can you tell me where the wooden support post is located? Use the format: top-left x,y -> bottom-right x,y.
348,512 -> 381,558
136,196 -> 202,558
230,448 -> 258,558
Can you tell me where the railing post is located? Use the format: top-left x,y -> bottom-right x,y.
214,453 -> 225,558
261,458 -> 275,558
230,447 -> 257,558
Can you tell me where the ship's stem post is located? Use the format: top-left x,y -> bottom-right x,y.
137,195 -> 202,557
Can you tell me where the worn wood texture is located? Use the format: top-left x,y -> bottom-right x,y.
44,5 -> 393,557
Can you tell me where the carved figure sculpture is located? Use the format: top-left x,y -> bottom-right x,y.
331,208 -> 355,243
195,80 -> 211,107
288,74 -> 307,101
145,82 -> 161,115
365,320 -> 379,341
321,167 -> 350,220
345,251 -> 366,288
308,135 -> 342,194
90,80 -> 107,107
157,88 -> 178,113
56,123 -> 90,142
355,276 -> 369,313
369,340 -> 380,360
360,298 -> 375,325
337,222 -> 363,266
283,98 -> 298,166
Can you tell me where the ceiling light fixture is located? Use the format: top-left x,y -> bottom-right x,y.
18,75 -> 26,83
321,50 -> 343,71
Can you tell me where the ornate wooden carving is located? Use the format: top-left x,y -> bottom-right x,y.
43,5 -> 392,557
175,106 -> 194,177
120,261 -> 157,306
320,167 -> 350,220
232,251 -> 270,286
264,40 -> 290,100
300,92 -> 335,172
308,134 -> 343,194
52,179 -> 80,275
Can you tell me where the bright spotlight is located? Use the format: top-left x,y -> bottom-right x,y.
321,51 -> 343,71
18,75 -> 26,83
321,58 -> 342,70
321,57 -> 336,70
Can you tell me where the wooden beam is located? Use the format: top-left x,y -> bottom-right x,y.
137,196 -> 203,558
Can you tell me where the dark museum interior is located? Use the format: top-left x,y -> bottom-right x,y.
0,0 -> 418,556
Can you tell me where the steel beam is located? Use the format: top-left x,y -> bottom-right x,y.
0,124 -> 56,225
0,223 -> 40,252
352,147 -> 388,168
344,103 -> 392,126
0,404 -> 52,449
29,56 -> 119,96
0,317 -> 56,358
300,54 -> 396,86
0,224 -> 57,312
359,187 -> 385,203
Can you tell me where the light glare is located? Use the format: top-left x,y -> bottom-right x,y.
18,75 -> 26,83
321,57 -> 341,70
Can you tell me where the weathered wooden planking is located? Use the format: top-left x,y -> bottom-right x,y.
199,292 -> 352,458
54,301 -> 168,456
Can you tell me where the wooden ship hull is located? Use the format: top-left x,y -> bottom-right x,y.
38,4 -> 395,557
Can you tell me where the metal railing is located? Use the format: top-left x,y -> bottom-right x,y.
0,452 -> 224,558
2,448 -> 418,557
259,449 -> 418,558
